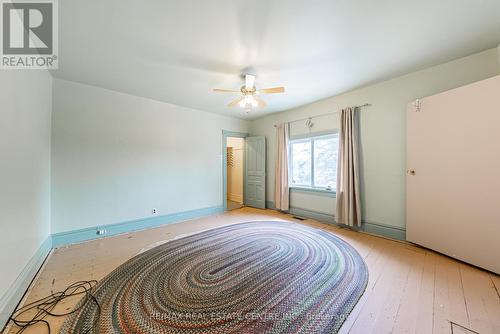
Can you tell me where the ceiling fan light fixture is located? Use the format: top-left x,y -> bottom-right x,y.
239,95 -> 258,109
213,74 -> 285,111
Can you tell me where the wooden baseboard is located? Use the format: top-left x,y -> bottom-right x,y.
266,201 -> 406,241
51,206 -> 224,248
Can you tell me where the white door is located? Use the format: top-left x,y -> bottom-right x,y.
407,75 -> 500,274
245,136 -> 266,209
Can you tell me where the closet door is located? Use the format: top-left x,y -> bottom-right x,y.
245,136 -> 266,209
407,75 -> 500,274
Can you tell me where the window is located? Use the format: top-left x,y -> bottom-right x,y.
289,133 -> 338,191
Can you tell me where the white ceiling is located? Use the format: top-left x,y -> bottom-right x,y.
52,0 -> 500,120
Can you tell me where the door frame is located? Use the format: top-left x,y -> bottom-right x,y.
222,130 -> 249,211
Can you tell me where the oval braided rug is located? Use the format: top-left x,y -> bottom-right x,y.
60,221 -> 368,334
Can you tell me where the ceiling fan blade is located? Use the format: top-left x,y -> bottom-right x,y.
228,96 -> 244,107
257,87 -> 285,94
254,96 -> 267,108
245,74 -> 256,90
213,88 -> 240,93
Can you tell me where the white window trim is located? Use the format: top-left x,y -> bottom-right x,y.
288,131 -> 338,193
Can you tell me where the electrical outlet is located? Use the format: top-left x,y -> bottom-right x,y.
96,229 -> 107,235
152,208 -> 158,215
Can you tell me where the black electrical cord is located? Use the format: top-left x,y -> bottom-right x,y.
8,280 -> 101,334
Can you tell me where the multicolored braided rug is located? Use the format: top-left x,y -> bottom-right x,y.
60,221 -> 368,334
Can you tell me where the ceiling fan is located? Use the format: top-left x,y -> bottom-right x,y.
213,74 -> 285,112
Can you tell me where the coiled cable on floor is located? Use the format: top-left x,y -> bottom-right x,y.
8,280 -> 100,334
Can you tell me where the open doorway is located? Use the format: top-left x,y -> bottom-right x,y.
226,137 -> 244,211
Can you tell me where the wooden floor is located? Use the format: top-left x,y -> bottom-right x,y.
4,208 -> 500,334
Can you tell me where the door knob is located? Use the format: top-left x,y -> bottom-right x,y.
407,169 -> 416,176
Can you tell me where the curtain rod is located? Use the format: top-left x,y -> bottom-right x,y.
273,103 -> 372,127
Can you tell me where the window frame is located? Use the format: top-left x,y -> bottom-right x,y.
288,131 -> 338,194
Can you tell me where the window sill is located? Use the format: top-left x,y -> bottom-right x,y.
289,186 -> 337,198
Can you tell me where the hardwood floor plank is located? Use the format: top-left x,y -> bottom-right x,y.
490,273 -> 500,299
460,263 -> 500,334
370,247 -> 424,334
338,237 -> 390,334
347,242 -> 407,333
433,254 -> 467,334
444,256 -> 470,328
414,251 -> 437,334
391,247 -> 427,333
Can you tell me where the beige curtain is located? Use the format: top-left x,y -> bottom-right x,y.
336,107 -> 361,227
275,123 -> 290,211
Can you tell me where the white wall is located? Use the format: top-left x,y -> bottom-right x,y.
51,79 -> 249,233
0,71 -> 52,300
250,48 -> 500,229
226,137 -> 244,203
